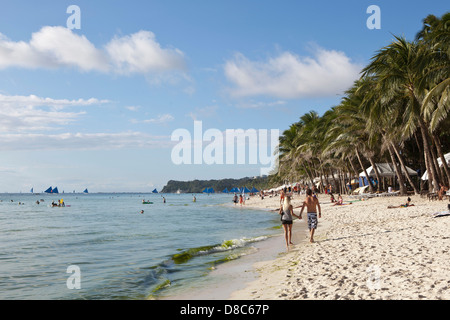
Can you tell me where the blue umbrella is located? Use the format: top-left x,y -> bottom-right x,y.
241,187 -> 251,193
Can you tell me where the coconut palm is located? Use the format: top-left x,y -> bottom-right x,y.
361,36 -> 442,191
273,14 -> 449,193
417,13 -> 450,186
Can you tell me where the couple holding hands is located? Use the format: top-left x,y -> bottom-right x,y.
279,189 -> 321,248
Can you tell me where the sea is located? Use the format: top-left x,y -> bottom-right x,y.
0,192 -> 284,300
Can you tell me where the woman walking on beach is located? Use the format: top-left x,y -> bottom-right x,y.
279,195 -> 300,250
299,188 -> 321,243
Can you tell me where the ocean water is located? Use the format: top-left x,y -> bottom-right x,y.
0,192 -> 281,300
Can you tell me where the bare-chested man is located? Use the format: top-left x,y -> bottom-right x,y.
299,188 -> 321,243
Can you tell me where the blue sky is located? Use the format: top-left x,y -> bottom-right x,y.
0,0 -> 448,192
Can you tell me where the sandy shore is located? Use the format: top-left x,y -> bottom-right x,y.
229,193 -> 450,300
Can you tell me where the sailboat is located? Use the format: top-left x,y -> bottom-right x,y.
52,187 -> 59,194
44,186 -> 53,194
152,188 -> 158,194
83,188 -> 89,194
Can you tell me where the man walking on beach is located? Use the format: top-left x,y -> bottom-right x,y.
299,189 -> 321,243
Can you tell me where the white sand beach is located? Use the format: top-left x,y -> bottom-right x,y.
229,193 -> 450,300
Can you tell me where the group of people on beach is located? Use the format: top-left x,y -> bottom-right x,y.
279,188 -> 321,249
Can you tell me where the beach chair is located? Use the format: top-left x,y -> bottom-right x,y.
376,192 -> 388,197
427,192 -> 438,201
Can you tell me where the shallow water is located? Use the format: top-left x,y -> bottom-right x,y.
0,193 -> 281,299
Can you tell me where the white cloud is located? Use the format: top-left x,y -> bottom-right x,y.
0,27 -> 186,75
125,105 -> 141,112
0,132 -> 171,151
105,30 -> 185,74
131,113 -> 174,124
0,93 -> 172,151
0,27 -> 108,71
187,105 -> 218,120
0,93 -> 109,132
144,113 -> 174,124
237,100 -> 287,109
224,47 -> 362,99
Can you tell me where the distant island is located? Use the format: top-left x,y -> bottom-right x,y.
160,176 -> 272,194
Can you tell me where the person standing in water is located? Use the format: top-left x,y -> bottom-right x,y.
279,195 -> 300,250
299,188 -> 321,243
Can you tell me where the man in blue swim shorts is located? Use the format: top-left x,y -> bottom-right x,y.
299,188 -> 321,243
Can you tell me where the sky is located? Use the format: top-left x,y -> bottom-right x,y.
0,0 -> 448,193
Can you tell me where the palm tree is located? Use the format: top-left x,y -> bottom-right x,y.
361,36 -> 442,191
272,13 -> 449,193
417,13 -> 450,187
358,76 -> 419,194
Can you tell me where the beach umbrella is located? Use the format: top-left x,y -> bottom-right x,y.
241,187 -> 251,193
421,153 -> 450,180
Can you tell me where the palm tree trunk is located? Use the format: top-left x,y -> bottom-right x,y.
368,156 -> 382,192
347,156 -> 359,177
424,150 -> 434,190
415,131 -> 430,191
301,161 -> 314,187
418,118 -> 440,191
344,163 -> 353,194
355,147 -> 374,193
390,142 -> 419,194
430,141 -> 444,183
387,145 -> 407,195
329,168 -> 339,194
433,133 -> 450,186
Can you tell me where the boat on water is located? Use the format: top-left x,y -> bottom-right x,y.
83,188 -> 89,194
152,188 -> 158,194
44,186 -> 59,194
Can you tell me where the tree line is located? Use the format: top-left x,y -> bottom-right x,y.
275,13 -> 449,196
161,176 -> 270,194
